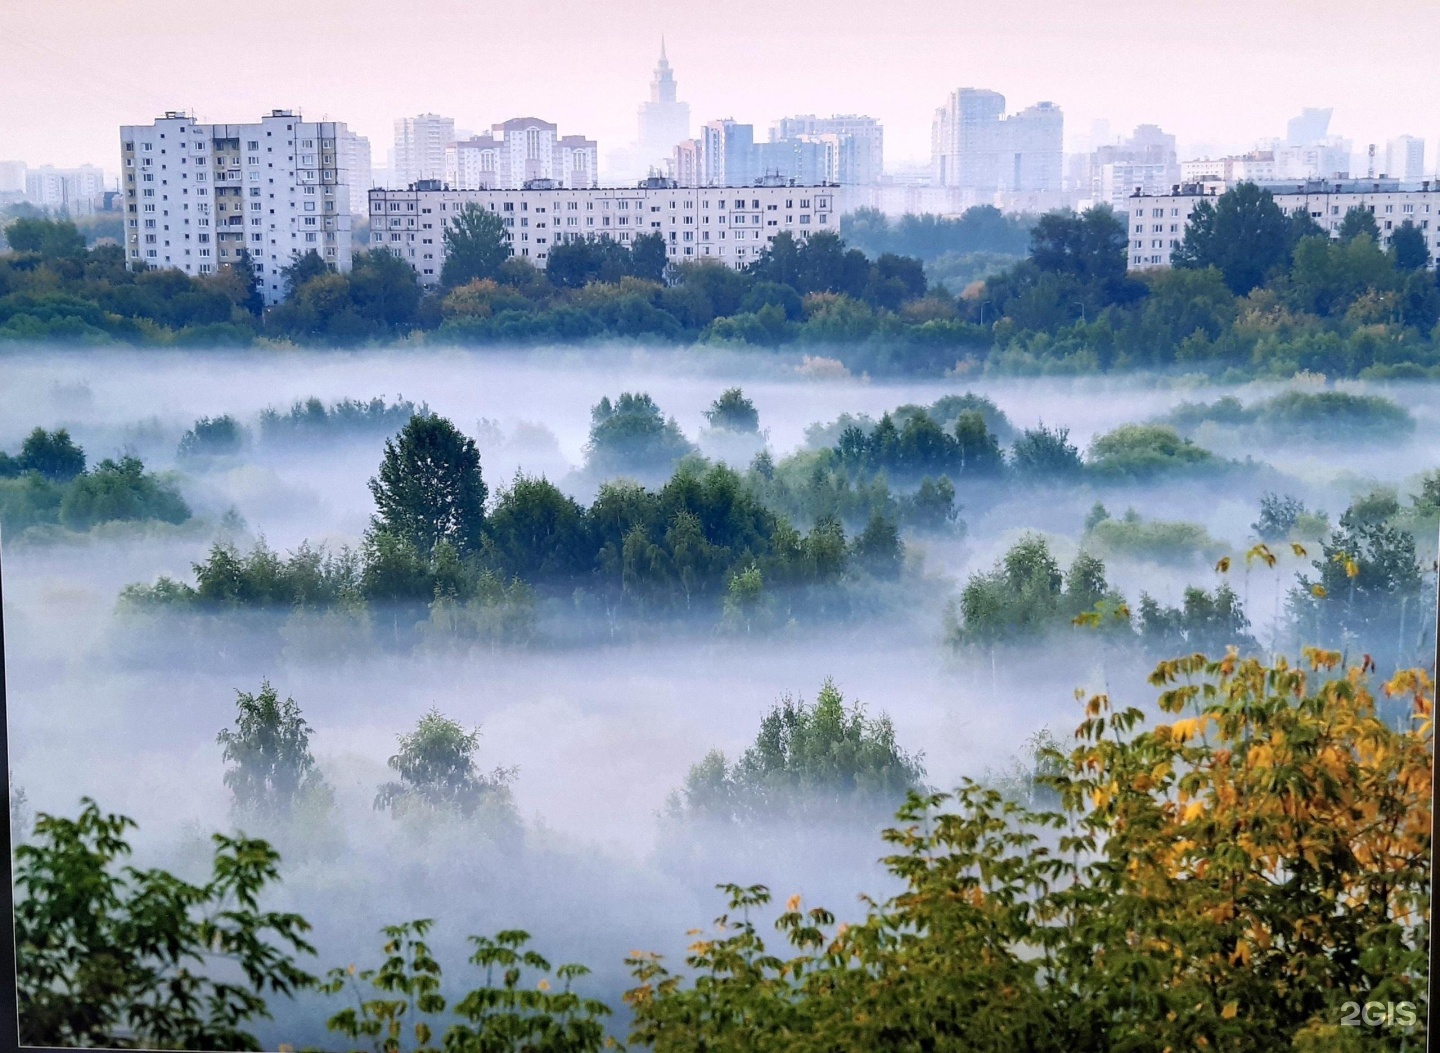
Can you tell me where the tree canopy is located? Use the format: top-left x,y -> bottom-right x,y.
369,414 -> 488,557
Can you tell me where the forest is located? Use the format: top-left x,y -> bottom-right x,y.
66,381 -> 1428,670
2,181 -> 1439,377
2,342 -> 1436,1052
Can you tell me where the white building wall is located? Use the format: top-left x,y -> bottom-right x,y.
1124,181 -> 1440,271
120,110 -> 355,303
367,182 -> 840,284
393,114 -> 455,186
1387,136 -> 1426,182
0,160 -> 26,194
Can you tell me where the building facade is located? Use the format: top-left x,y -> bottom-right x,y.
770,115 -> 884,185
340,130 -> 372,210
119,110 -> 355,303
393,114 -> 455,186
1181,152 -> 1278,185
444,120 -> 598,190
23,164 -> 107,215
1386,136 -> 1426,182
1124,179 -> 1440,270
637,41 -> 691,171
367,179 -> 838,283
930,89 -> 1062,192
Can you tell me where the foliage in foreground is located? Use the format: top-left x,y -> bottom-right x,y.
627,651 -> 1433,1051
13,651 -> 1433,1049
14,800 -> 315,1050
322,919 -> 611,1053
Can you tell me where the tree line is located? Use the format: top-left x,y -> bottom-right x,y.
6,185 -> 1436,377
122,409 -> 910,639
947,479 -> 1437,669
0,427 -> 190,536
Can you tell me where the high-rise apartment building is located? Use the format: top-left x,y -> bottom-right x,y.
0,161 -> 29,196
770,115 -> 884,185
1386,136 -> 1426,181
1085,124 -> 1180,210
392,114 -> 455,186
119,110 -> 355,303
931,89 -> 1062,192
340,130 -> 372,210
23,164 -> 107,215
698,120 -> 759,188
444,119 -> 598,190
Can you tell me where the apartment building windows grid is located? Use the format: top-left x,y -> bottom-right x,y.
1124,181 -> 1440,271
369,183 -> 835,281
120,110 -> 355,304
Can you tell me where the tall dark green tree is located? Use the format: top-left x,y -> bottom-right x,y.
374,709 -> 512,818
1337,205 -> 1381,243
281,249 -> 331,299
16,427 -> 85,481
1172,183 -> 1294,295
544,235 -> 634,288
369,414 -> 488,557
704,388 -> 760,433
586,393 -> 696,475
629,232 -> 669,282
228,249 -> 265,315
440,204 -> 512,288
347,249 -> 422,330
1028,205 -> 1129,291
4,217 -> 86,258
1389,220 -> 1432,271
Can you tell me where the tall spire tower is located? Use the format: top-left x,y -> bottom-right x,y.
637,39 -> 690,171
652,37 -> 676,104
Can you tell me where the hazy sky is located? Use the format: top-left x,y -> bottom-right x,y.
2,0 -> 1436,174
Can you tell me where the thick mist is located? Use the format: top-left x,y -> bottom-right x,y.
3,344 -> 1438,1046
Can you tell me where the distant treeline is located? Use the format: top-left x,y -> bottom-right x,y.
0,427 -> 189,536
122,412 -> 913,642
948,480 -> 1438,668
3,186 -> 1439,377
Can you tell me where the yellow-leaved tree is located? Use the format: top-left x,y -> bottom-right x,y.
626,649 -> 1432,1052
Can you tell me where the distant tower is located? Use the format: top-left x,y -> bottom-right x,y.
652,37 -> 677,105
637,38 -> 691,172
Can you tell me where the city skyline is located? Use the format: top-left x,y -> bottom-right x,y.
1,0 -> 1435,176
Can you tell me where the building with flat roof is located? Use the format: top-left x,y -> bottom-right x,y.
931,89 -> 1062,193
770,115 -> 884,185
368,179 -> 838,283
393,114 -> 455,186
445,119 -> 598,190
1124,179 -> 1439,271
119,109 -> 355,302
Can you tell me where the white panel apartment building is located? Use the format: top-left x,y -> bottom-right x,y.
368,179 -> 838,285
443,119 -> 599,190
392,114 -> 455,186
120,110 -> 355,303
1125,179 -> 1440,271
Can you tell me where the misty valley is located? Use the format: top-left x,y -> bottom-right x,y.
2,347 -> 1436,1049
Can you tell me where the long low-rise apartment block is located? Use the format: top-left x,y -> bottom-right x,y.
1126,179 -> 1440,270
367,178 -> 839,285
120,110 -> 356,303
